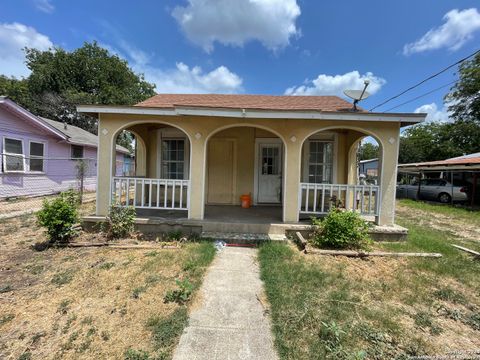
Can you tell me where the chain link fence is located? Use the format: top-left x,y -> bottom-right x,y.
0,156 -> 136,219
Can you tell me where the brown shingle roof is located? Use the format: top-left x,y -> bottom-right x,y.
135,94 -> 358,112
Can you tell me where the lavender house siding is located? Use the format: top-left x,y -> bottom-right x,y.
0,102 -> 129,199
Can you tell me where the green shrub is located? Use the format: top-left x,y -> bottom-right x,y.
36,190 -> 78,243
310,209 -> 372,250
104,205 -> 136,239
164,278 -> 193,304
124,349 -> 153,360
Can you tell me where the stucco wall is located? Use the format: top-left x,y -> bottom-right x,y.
97,113 -> 400,225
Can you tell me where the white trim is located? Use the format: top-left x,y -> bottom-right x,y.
159,137 -> 189,180
77,104 -> 425,123
254,138 -> 283,205
28,140 -> 46,173
301,133 -> 337,184
2,136 -> 26,173
0,98 -> 68,140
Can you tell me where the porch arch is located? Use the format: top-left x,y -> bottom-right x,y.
298,126 -> 384,223
202,124 -> 288,221
110,120 -> 193,217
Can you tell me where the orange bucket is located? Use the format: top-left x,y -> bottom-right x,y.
240,194 -> 251,208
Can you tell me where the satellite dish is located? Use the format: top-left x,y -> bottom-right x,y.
343,80 -> 371,111
343,89 -> 371,101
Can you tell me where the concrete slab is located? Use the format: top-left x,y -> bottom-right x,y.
173,247 -> 278,360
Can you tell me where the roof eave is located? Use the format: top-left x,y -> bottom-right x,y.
77,104 -> 426,124
0,98 -> 68,140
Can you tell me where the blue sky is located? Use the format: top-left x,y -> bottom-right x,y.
1,0 -> 480,121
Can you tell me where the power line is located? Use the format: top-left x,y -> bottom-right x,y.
383,79 -> 457,113
369,49 -> 479,112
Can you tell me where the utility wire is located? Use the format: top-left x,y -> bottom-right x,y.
369,49 -> 479,112
383,79 -> 457,113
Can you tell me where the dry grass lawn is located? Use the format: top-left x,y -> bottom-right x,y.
259,200 -> 480,359
0,202 -> 214,360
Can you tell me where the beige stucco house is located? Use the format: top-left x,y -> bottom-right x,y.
78,94 -> 424,232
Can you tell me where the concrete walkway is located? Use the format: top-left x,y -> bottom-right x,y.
173,247 -> 278,360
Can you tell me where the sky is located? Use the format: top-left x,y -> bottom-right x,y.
1,0 -> 480,123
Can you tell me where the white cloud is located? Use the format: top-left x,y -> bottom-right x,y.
285,71 -> 386,97
414,102 -> 451,122
403,8 -> 480,55
141,62 -> 243,93
0,22 -> 53,78
34,0 -> 55,13
102,40 -> 243,93
172,0 -> 301,52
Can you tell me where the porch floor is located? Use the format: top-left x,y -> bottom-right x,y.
205,205 -> 282,224
135,205 -> 284,224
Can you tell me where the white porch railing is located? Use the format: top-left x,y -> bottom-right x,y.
112,177 -> 189,210
299,183 -> 380,216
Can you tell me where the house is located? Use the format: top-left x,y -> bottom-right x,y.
78,94 -> 425,231
359,158 -> 379,184
398,152 -> 480,206
0,97 -> 130,199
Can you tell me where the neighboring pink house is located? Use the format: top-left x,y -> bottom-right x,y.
0,97 -> 130,199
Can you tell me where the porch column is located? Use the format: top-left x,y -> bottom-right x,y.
283,141 -> 302,222
189,135 -> 206,219
378,130 -> 399,226
96,119 -> 115,216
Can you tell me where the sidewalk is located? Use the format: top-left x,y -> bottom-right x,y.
173,246 -> 278,360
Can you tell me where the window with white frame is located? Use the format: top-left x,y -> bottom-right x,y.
29,141 -> 45,172
307,141 -> 333,183
161,139 -> 185,179
71,145 -> 84,159
3,137 -> 25,172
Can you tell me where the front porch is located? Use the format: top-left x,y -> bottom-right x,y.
78,94 -> 425,230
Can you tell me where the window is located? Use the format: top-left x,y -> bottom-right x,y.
3,137 -> 25,172
29,142 -> 45,172
161,139 -> 185,179
307,141 -> 333,183
71,145 -> 84,159
261,146 -> 280,175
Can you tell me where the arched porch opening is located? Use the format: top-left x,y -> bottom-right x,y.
298,127 -> 384,221
203,125 -> 286,223
110,122 -> 192,217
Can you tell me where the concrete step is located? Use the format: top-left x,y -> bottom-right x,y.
201,231 -> 287,244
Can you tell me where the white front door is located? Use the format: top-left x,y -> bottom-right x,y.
257,142 -> 282,203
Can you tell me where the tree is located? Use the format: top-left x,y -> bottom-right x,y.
399,121 -> 480,164
445,52 -> 480,123
1,42 -> 156,135
399,52 -> 480,164
358,142 -> 379,161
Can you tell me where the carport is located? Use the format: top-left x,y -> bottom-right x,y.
397,153 -> 480,206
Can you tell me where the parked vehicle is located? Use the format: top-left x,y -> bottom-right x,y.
396,178 -> 468,203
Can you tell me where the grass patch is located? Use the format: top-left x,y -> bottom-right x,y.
147,307 -> 188,354
0,313 -> 15,326
258,243 -> 437,359
51,269 -> 75,286
380,219 -> 480,287
398,199 -> 480,226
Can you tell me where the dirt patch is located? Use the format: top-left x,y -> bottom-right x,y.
0,208 -> 209,359
396,203 -> 480,243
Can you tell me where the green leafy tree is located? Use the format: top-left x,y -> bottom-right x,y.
445,52 -> 480,123
358,142 -> 379,161
399,121 -> 480,164
1,42 -> 156,135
